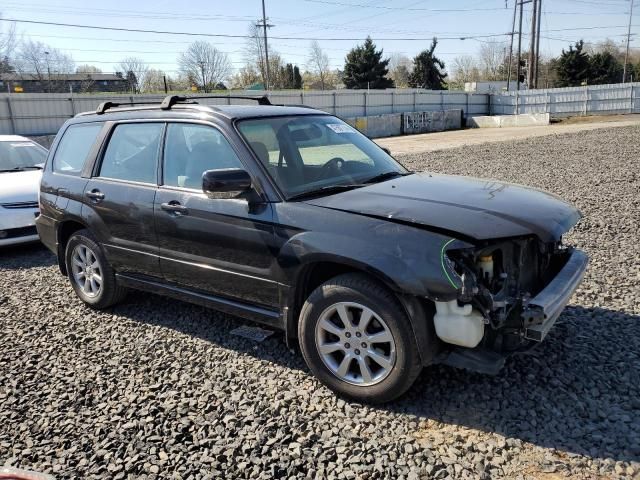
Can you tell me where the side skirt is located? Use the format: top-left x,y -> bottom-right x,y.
116,273 -> 284,330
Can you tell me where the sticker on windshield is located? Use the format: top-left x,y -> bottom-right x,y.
327,124 -> 355,134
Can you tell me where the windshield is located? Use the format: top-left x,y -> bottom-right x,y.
0,140 -> 48,172
237,115 -> 408,199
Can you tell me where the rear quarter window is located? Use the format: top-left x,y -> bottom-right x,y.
53,123 -> 104,176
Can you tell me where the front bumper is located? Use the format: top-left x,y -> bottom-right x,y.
522,248 -> 588,341
0,207 -> 40,247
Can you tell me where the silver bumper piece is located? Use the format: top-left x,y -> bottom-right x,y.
523,249 -> 588,342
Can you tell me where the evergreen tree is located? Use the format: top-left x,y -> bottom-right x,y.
342,37 -> 394,89
587,51 -> 623,85
556,40 -> 590,87
278,65 -> 288,89
125,71 -> 138,93
286,63 -> 295,88
0,55 -> 14,74
633,61 -> 640,82
293,65 -> 302,89
408,38 -> 447,89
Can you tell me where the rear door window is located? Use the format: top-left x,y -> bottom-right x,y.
53,123 -> 103,176
99,123 -> 164,184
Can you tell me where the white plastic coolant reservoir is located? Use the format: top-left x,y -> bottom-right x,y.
477,255 -> 494,283
433,300 -> 485,348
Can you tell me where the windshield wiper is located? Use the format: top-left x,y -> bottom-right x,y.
0,166 -> 43,172
364,171 -> 411,184
287,183 -> 365,201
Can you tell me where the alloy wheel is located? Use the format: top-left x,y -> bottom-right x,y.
315,302 -> 396,386
70,244 -> 103,298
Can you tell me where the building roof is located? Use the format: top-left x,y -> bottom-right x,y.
0,73 -> 124,82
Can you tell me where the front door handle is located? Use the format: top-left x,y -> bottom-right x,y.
161,201 -> 189,216
85,189 -> 105,202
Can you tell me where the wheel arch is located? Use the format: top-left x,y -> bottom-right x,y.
56,219 -> 89,275
285,259 -> 440,366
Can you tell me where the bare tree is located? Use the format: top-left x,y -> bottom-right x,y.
15,40 -> 75,92
388,53 -> 412,88
0,14 -> 17,73
231,64 -> 261,89
245,22 -> 278,89
141,69 -> 168,93
450,55 -> 480,87
76,64 -> 102,74
302,69 -> 339,90
307,41 -> 330,90
478,40 -> 508,81
117,57 -> 149,93
178,41 -> 231,93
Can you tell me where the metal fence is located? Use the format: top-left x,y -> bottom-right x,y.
491,82 -> 640,117
0,89 -> 490,136
3,83 -> 639,137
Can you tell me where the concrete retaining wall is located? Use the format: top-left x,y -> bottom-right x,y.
467,113 -> 550,128
347,109 -> 463,138
403,109 -> 462,134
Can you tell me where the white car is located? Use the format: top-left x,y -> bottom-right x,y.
0,135 -> 48,247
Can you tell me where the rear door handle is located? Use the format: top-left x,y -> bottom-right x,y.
161,201 -> 189,216
85,189 -> 105,202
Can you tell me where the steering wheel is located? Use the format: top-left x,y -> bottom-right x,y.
318,157 -> 346,179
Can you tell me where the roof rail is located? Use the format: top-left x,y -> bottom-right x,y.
95,100 -> 160,115
160,94 -> 272,110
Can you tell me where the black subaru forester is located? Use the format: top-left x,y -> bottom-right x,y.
36,95 -> 588,403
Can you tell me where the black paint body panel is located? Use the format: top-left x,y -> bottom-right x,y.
36,104 -> 583,344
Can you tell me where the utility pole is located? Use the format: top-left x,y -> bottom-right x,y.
507,0 -> 518,91
44,50 -> 51,93
622,0 -> 634,83
258,0 -> 272,91
199,61 -> 206,93
528,0 -> 538,89
516,0 -> 524,91
535,0 -> 542,88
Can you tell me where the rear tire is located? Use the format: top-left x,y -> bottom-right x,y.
64,229 -> 127,309
298,273 -> 422,403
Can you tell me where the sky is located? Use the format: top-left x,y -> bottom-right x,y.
0,0 -> 638,78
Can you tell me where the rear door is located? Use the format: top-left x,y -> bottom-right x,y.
38,122 -> 106,249
82,121 -> 164,278
154,122 -> 279,308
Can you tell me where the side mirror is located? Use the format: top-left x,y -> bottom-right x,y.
381,147 -> 391,156
202,168 -> 252,197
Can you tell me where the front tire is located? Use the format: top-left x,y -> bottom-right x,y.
65,229 -> 127,309
298,273 -> 422,403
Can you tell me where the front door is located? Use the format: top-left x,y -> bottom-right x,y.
154,122 -> 279,308
83,122 -> 164,278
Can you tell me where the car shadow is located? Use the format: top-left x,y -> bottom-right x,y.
390,305 -> 640,465
111,292 -> 309,372
113,292 -> 639,465
0,243 -> 56,270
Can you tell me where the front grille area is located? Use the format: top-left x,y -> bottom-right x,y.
1,226 -> 38,239
1,201 -> 39,209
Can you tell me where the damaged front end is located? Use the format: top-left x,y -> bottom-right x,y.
435,236 -> 588,374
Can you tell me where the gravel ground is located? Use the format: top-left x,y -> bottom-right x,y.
2,125 -> 639,479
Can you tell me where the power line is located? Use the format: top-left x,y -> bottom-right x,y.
299,0 -> 507,12
0,17 -> 511,41
3,17 -> 636,42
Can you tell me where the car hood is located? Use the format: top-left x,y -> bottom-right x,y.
0,170 -> 42,204
305,173 -> 581,242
